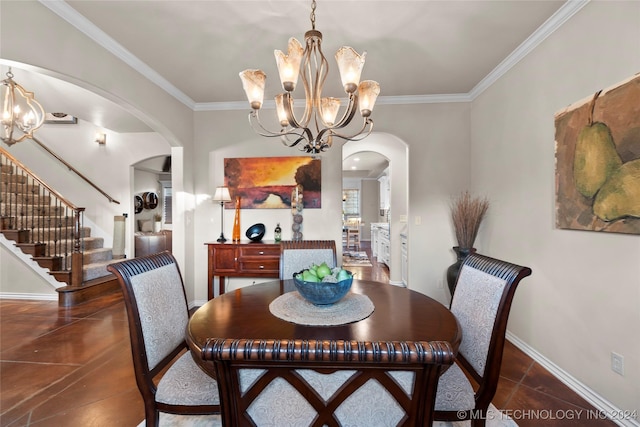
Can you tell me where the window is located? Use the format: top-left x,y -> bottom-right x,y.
342,189 -> 360,216
162,187 -> 172,224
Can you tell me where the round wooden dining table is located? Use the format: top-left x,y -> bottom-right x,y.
186,279 -> 461,371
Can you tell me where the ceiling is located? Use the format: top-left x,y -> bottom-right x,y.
3,0 -> 576,174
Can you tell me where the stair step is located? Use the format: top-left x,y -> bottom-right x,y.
84,247 -> 113,264
1,193 -> 52,205
0,172 -> 28,184
32,256 -> 63,271
28,227 -> 91,242
1,204 -> 67,216
45,236 -> 105,252
1,229 -> 30,243
0,182 -> 41,193
15,242 -> 46,257
83,259 -> 121,282
56,274 -> 121,307
5,215 -> 75,230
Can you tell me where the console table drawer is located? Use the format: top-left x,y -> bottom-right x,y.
240,246 -> 280,257
206,241 -> 281,300
239,259 -> 279,273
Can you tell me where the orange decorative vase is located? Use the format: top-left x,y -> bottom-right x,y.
232,196 -> 241,242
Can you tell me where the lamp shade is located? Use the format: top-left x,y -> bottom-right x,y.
321,97 -> 340,126
275,38 -> 304,92
275,93 -> 289,127
239,69 -> 267,110
358,80 -> 380,117
213,186 -> 232,202
335,47 -> 366,94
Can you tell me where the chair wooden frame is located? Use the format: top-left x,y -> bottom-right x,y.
203,338 -> 455,427
107,251 -> 220,426
279,240 -> 337,280
435,253 -> 532,427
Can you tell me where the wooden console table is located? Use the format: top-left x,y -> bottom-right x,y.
205,241 -> 280,300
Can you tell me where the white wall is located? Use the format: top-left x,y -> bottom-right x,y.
470,1 -> 640,414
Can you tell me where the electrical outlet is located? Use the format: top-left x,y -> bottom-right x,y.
415,216 -> 422,225
611,352 -> 624,376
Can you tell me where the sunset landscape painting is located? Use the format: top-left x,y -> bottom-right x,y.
224,156 -> 321,209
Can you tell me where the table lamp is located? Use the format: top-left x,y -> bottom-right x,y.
213,186 -> 232,242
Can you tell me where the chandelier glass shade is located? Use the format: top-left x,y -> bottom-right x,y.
239,0 -> 380,154
1,69 -> 46,147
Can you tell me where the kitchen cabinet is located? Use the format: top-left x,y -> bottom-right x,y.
371,223 -> 390,267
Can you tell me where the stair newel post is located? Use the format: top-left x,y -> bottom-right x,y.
70,207 -> 85,287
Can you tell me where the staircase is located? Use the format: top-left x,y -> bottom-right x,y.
0,149 -> 120,306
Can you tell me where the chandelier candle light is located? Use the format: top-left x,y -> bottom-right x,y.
1,68 -> 46,146
239,0 -> 380,154
213,186 -> 232,243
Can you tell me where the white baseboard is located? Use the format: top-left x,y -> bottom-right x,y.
506,332 -> 639,427
0,292 -> 57,301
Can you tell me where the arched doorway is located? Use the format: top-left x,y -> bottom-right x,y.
342,133 -> 409,286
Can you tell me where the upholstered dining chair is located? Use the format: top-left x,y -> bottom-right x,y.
106,251 -> 220,427
202,338 -> 456,427
279,240 -> 337,280
434,253 -> 532,427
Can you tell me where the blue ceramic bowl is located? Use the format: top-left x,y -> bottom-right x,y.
293,271 -> 353,305
245,223 -> 265,242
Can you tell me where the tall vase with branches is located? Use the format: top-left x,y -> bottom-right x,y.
446,191 -> 489,296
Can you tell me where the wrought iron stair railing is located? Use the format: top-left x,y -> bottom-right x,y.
0,147 -> 84,287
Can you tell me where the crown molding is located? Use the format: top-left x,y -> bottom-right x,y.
468,0 -> 589,100
39,0 -> 197,109
41,0 -> 589,111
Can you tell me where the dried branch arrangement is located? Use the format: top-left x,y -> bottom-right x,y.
450,191 -> 489,248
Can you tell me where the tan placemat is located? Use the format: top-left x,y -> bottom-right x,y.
269,291 -> 375,326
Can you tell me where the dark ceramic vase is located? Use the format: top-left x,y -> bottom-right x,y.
446,246 -> 476,297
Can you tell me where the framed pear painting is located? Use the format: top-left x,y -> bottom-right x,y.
555,73 -> 640,235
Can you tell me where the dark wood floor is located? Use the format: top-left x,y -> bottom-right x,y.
0,242 -> 616,426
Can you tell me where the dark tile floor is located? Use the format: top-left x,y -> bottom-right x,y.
0,242 -> 617,426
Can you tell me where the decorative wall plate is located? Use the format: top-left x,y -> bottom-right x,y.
143,192 -> 158,209
134,195 -> 144,214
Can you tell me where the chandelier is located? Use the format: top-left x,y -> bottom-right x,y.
239,0 -> 380,154
1,68 -> 46,147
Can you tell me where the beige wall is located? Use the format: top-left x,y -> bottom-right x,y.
470,1 -> 640,414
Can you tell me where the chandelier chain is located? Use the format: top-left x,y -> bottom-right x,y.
310,0 -> 316,30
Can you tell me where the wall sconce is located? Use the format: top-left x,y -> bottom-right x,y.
95,133 -> 106,145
